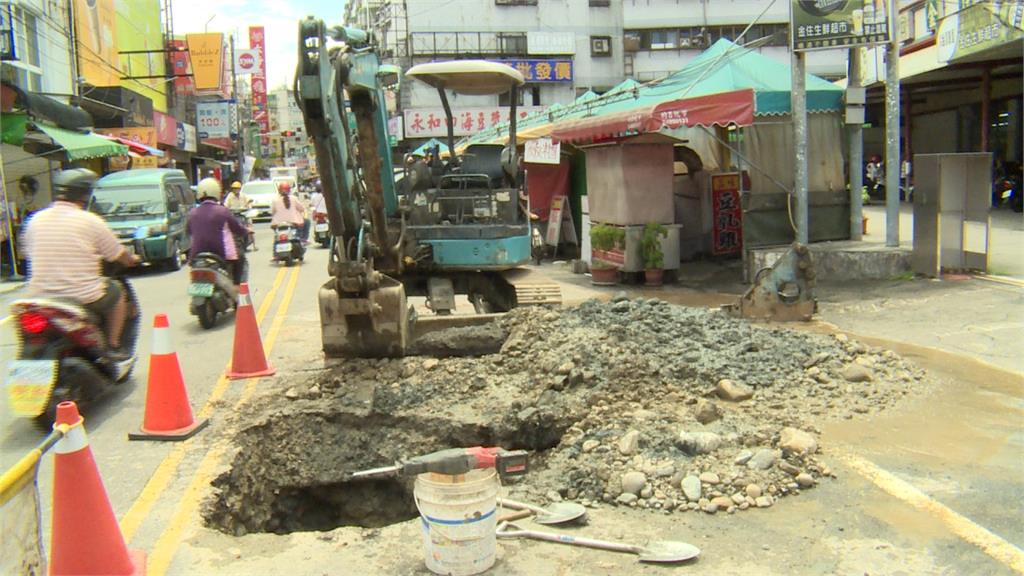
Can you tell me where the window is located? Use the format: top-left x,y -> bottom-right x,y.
498,88 -> 523,107
590,35 -> 611,57
530,86 -> 540,106
2,7 -> 42,92
495,0 -> 537,5
589,0 -> 611,6
498,33 -> 527,55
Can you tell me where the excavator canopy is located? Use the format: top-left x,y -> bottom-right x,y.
406,61 -> 525,96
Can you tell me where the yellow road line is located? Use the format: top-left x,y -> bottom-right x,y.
147,266 -> 302,572
235,265 -> 301,408
0,315 -> 11,326
146,446 -> 225,576
839,452 -> 1024,573
120,267 -> 288,541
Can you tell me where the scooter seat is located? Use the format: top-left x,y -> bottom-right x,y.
191,252 -> 227,267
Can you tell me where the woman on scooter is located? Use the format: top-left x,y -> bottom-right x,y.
270,181 -> 308,244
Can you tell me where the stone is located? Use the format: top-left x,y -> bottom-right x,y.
779,427 -> 818,455
716,379 -> 754,402
701,501 -> 719,514
517,407 -> 538,421
422,358 -> 439,370
681,475 -> 702,502
611,291 -> 629,303
711,496 -> 733,510
796,473 -> 815,488
556,362 -> 575,375
546,490 -> 563,502
307,384 -> 321,397
694,399 -> 721,424
612,301 -> 631,313
731,493 -> 746,505
841,363 -> 874,383
618,430 -> 641,455
778,461 -> 801,476
284,387 -> 299,400
677,431 -> 723,455
698,472 -> 720,485
734,450 -> 754,465
616,493 -> 638,505
747,449 -> 778,471
582,440 -> 600,453
640,486 -> 653,499
755,496 -> 773,508
655,464 -> 675,478
621,471 -> 647,496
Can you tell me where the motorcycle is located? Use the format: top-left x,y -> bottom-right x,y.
188,252 -> 239,329
6,230 -> 144,429
312,211 -> 330,248
271,223 -> 305,266
231,208 -> 259,252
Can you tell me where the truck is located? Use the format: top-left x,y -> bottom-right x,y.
268,166 -> 299,192
294,17 -> 559,357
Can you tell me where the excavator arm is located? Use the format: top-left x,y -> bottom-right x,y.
295,17 -> 409,357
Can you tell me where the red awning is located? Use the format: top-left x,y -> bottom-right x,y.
552,89 -> 755,144
96,134 -> 165,157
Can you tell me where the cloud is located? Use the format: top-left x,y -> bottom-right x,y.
172,0 -> 317,90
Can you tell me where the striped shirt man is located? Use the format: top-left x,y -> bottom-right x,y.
22,201 -> 126,303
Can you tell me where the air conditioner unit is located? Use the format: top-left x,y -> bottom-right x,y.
679,38 -> 692,48
591,37 -> 611,56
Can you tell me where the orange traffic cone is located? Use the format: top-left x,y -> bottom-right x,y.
227,283 -> 276,380
128,314 -> 209,441
50,401 -> 146,575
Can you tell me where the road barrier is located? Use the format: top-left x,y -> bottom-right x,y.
227,283 -> 276,379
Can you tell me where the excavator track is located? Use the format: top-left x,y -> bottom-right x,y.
503,269 -> 563,307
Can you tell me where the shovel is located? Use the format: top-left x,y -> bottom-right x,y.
497,497 -> 588,525
496,522 -> 700,564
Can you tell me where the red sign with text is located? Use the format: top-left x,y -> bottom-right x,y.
249,26 -> 269,146
711,173 -> 743,256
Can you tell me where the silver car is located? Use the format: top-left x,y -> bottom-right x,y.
241,180 -> 278,222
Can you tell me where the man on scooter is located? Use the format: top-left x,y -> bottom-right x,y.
187,178 -> 250,285
21,169 -> 141,356
223,181 -> 252,211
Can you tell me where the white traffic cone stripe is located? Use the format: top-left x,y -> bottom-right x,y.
54,421 -> 88,454
151,326 -> 174,355
238,293 -> 252,307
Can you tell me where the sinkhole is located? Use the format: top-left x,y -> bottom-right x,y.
204,408 -> 568,536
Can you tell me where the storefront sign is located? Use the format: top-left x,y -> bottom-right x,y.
527,32 -> 575,55
153,111 -> 177,146
169,39 -> 193,96
196,101 -> 231,139
525,138 -> 561,165
1,5 -> 15,61
497,59 -> 573,82
937,2 -> 1024,63
180,122 -> 197,152
249,26 -> 269,146
387,116 -> 403,146
235,48 -> 260,75
711,173 -> 743,256
791,0 -> 891,51
186,33 -> 223,91
132,155 -> 160,169
97,127 -> 157,148
403,106 -> 544,138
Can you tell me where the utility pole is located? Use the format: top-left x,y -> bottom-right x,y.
848,49 -> 863,240
230,33 -> 244,181
884,0 -> 900,247
792,50 -> 809,244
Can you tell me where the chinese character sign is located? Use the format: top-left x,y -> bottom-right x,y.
791,0 -> 891,51
711,173 -> 743,256
936,2 -> 1024,63
496,59 -> 573,82
524,138 -> 561,165
249,26 -> 269,146
196,102 -> 231,139
403,107 -> 544,138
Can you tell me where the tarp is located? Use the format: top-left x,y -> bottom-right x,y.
411,138 -> 449,156
29,124 -> 129,161
97,135 -> 165,157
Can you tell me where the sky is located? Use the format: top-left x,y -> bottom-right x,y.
171,0 -> 345,90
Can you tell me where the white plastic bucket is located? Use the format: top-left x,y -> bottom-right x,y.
415,469 -> 499,576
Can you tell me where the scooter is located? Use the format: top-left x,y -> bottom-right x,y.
271,223 -> 305,266
231,208 -> 259,252
6,230 -> 144,430
188,253 -> 239,329
312,211 -> 330,248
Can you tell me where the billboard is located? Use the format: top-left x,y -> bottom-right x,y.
73,0 -> 119,86
154,111 -> 177,146
497,59 -> 573,82
403,106 -> 544,138
791,0 -> 891,51
249,26 -> 269,146
186,33 -> 224,91
196,101 -> 231,138
235,49 -> 260,75
116,0 -> 166,112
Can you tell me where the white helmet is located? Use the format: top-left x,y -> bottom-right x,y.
197,177 -> 222,200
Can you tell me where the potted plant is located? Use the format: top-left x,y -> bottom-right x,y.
641,223 -> 667,286
590,224 -> 625,285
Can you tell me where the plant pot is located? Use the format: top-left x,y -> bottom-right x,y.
644,268 -> 664,287
591,266 -> 618,286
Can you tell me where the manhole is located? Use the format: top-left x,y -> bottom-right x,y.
204,408 -> 568,536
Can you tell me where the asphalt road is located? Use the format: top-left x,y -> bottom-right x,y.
0,222 -> 330,571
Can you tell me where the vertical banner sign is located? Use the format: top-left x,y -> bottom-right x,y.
791,0 -> 891,51
169,39 -> 194,95
186,33 -> 224,91
711,173 -> 743,256
249,26 -> 269,146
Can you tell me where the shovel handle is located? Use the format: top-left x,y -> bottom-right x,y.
497,497 -> 547,515
499,523 -> 642,555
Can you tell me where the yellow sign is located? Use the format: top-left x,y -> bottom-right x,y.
72,0 -> 119,86
5,360 -> 57,417
186,33 -> 224,91
132,155 -> 159,169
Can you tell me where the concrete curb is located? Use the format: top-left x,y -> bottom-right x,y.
0,281 -> 26,296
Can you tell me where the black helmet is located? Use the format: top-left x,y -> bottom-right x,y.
54,168 -> 98,203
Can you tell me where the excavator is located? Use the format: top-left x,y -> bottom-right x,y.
295,17 -> 560,357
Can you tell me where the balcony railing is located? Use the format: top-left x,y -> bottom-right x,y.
411,32 -> 527,57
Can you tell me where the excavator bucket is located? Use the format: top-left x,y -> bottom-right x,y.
319,277 -> 411,358
722,243 -> 817,322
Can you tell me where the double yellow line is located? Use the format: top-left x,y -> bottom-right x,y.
119,265 -> 303,575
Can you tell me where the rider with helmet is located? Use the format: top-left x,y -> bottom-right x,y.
270,181 -> 309,243
223,181 -> 252,211
186,178 -> 250,285
21,169 -> 141,353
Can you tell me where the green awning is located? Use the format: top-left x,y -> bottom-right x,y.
1,112 -> 28,145
30,123 -> 129,160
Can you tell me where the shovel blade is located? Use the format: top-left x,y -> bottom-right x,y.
533,502 -> 588,525
638,541 -> 701,563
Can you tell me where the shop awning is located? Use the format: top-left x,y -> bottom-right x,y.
22,123 -> 129,160
552,89 -> 755,144
98,135 -> 165,157
411,138 -> 449,156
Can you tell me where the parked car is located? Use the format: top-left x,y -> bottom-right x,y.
89,169 -> 193,270
241,180 -> 278,222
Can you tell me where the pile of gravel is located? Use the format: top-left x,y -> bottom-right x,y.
299,295 -> 925,516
